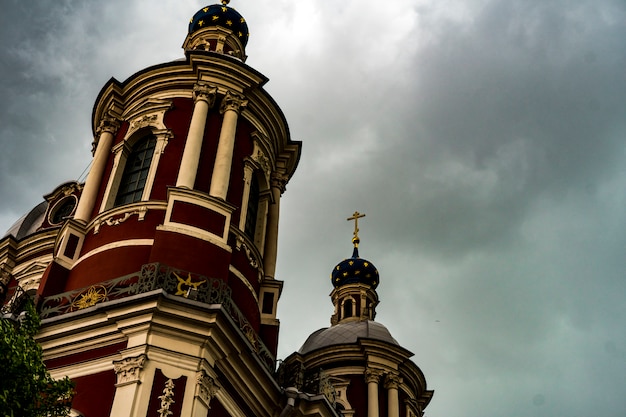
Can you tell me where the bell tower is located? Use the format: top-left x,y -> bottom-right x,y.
36,0 -> 299,361
0,3 -> 326,417
279,212 -> 433,417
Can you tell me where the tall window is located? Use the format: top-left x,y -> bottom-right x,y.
114,136 -> 156,206
343,299 -> 353,319
244,175 -> 259,238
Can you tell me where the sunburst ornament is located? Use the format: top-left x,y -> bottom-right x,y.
71,285 -> 108,310
174,272 -> 206,297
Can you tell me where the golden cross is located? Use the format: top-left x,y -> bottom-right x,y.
347,211 -> 366,244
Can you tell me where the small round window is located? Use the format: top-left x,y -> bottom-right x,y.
49,195 -> 78,225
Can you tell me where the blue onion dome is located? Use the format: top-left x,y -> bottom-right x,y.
331,237 -> 379,289
189,2 -> 249,47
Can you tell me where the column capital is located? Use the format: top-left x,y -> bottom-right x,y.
96,113 -> 121,137
270,172 -> 289,194
193,82 -> 218,106
384,373 -> 402,390
93,113 -> 121,155
364,368 -> 384,384
220,90 -> 248,114
113,354 -> 147,386
196,371 -> 220,408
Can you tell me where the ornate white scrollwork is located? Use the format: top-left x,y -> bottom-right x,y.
93,206 -> 148,234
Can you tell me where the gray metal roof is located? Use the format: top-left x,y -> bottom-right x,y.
299,320 -> 398,354
3,201 -> 48,240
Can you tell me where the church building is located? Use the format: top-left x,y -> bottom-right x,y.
0,2 -> 433,417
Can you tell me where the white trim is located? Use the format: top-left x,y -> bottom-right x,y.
228,265 -> 259,303
49,354 -> 117,380
72,239 -> 154,268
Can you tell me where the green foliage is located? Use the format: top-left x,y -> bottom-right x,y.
0,299 -> 74,417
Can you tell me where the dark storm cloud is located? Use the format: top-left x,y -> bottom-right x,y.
1,1 -> 624,417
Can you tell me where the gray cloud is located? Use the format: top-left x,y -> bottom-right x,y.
1,1 -> 625,416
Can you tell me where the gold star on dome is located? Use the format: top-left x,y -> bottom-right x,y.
226,20 -> 233,26
198,20 -> 205,27
240,17 -> 245,23
349,260 -> 354,266
203,7 -> 209,12
222,6 -> 227,12
174,272 -> 206,298
212,15 -> 219,21
343,272 -> 348,277
355,270 -> 361,275
364,262 -> 369,267
238,31 -> 243,37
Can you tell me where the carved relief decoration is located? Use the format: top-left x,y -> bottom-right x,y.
384,373 -> 402,390
196,371 -> 220,408
252,147 -> 272,180
220,90 -> 248,114
193,82 -> 218,106
270,172 -> 289,194
92,111 -> 122,154
364,368 -> 384,384
157,379 -> 176,417
131,114 -> 158,131
113,354 -> 147,385
93,206 -> 148,234
234,235 -> 263,282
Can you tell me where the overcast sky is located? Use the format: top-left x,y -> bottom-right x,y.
1,1 -> 625,416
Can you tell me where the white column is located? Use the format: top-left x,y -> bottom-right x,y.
365,369 -> 382,417
176,82 -> 217,189
208,90 -> 248,199
74,115 -> 120,223
262,173 -> 287,279
385,373 -> 402,417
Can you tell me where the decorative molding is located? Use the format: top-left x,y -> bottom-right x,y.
39,262 -> 276,372
196,371 -> 220,408
113,354 -> 147,386
93,206 -> 148,234
157,379 -> 176,417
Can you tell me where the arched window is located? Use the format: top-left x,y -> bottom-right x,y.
343,298 -> 353,319
244,174 -> 259,239
114,136 -> 156,206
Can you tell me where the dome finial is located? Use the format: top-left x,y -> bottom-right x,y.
347,211 -> 365,257
221,0 -> 230,5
